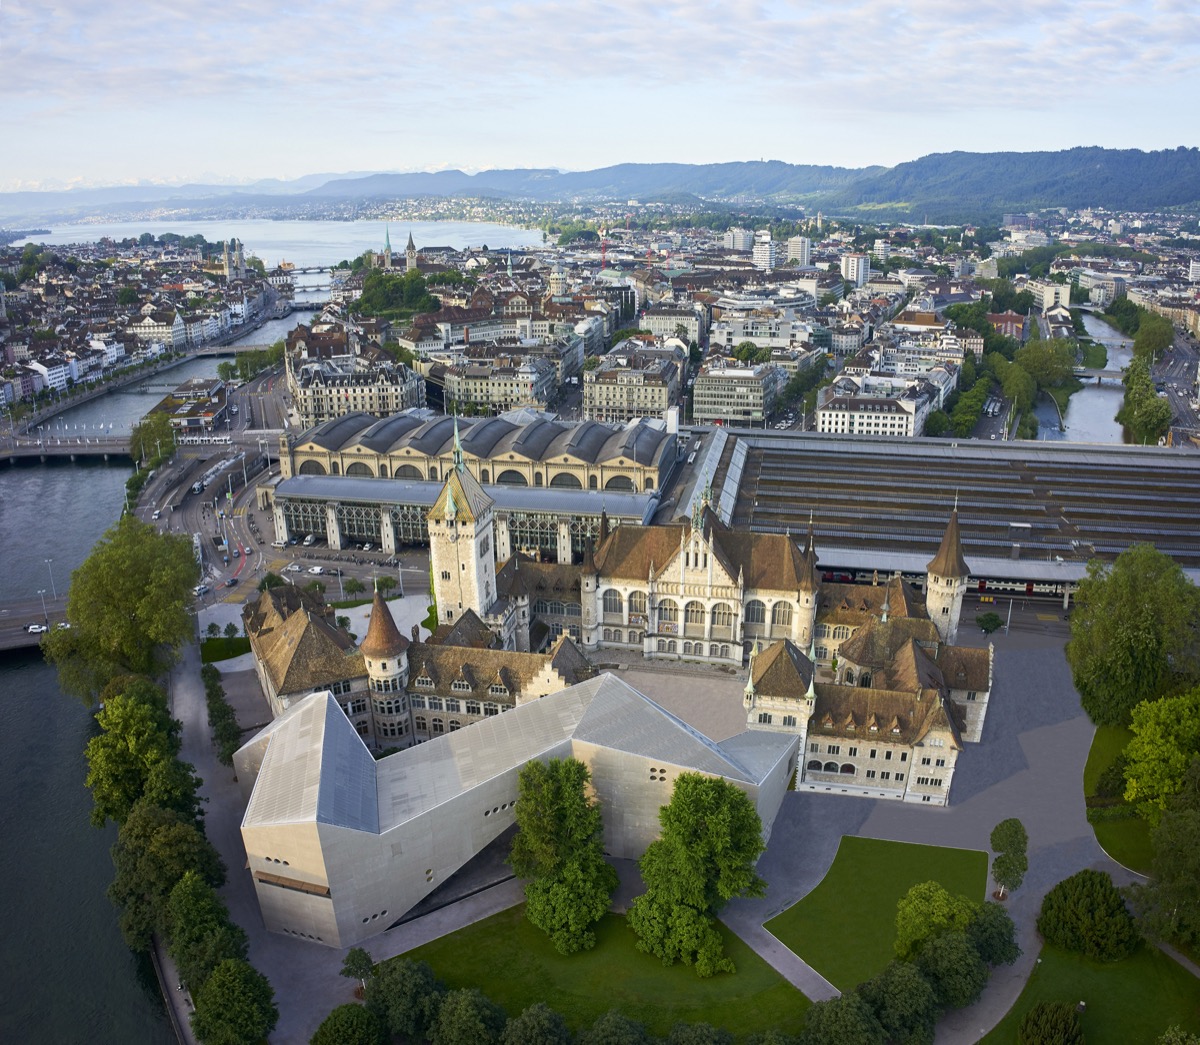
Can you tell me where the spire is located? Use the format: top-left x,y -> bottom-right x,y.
881,583 -> 891,624
582,537 -> 595,574
360,588 -> 409,659
444,486 -> 457,521
598,508 -> 610,544
927,509 -> 969,579
385,224 -> 392,252
798,512 -> 819,592
453,415 -> 464,473
806,635 -> 818,699
406,230 -> 416,251
744,642 -> 759,704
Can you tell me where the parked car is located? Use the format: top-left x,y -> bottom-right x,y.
308,566 -> 324,575
285,564 -> 301,573
193,584 -> 211,596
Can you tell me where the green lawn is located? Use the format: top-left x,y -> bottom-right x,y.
981,944 -> 1200,1045
1080,341 -> 1108,369
1084,725 -> 1154,874
764,837 -> 987,991
400,907 -> 809,1041
199,636 -> 250,662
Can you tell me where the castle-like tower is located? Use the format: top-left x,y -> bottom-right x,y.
406,231 -> 418,274
428,422 -> 497,627
925,509 -> 969,645
359,585 -> 411,745
797,517 -> 820,649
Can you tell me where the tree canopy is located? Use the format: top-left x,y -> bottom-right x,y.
1065,543 -> 1200,725
1124,687 -> 1200,823
510,758 -> 617,953
857,960 -> 938,1045
43,514 -> 199,702
310,1004 -> 386,1045
189,957 -> 278,1045
989,817 -> 1029,898
1037,869 -> 1141,961
627,773 -> 765,977
894,881 -> 977,960
913,931 -> 989,1010
364,958 -> 446,1041
164,871 -> 248,993
798,992 -> 885,1045
430,987 -> 506,1045
501,1002 -> 573,1045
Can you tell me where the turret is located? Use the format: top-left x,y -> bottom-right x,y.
797,513 -> 820,647
925,508 -> 969,645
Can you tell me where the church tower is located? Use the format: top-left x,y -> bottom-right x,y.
359,585 -> 411,747
926,508 -> 969,645
383,225 -> 393,270
427,421 -> 497,626
406,231 -> 418,273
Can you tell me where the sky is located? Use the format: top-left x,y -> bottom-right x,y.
2,0 -> 1198,192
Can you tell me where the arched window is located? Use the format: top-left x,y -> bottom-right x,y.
720,644 -> 730,658
629,591 -> 647,616
588,475 -> 597,490
840,763 -> 856,775
682,641 -> 693,655
431,718 -> 444,734
395,464 -> 422,479
745,600 -> 766,624
658,599 -> 678,623
346,461 -> 373,477
602,589 -> 623,615
656,639 -> 666,652
549,472 -> 582,489
772,602 -> 793,627
807,760 -> 823,771
710,644 -> 720,657
833,625 -> 851,640
415,715 -> 427,732
667,641 -> 677,653
604,475 -> 635,491
480,469 -> 489,483
496,469 -> 527,486
427,466 -> 437,481
860,672 -> 872,688
685,601 -> 705,625
298,460 -> 326,475
379,464 -> 388,478
711,603 -> 733,627
823,761 -> 839,773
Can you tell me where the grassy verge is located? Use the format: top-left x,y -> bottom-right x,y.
980,944 -> 1200,1044
1084,725 -> 1154,874
400,907 -> 809,1040
764,837 -> 987,991
1045,376 -> 1084,413
1080,341 -> 1108,369
200,636 -> 251,662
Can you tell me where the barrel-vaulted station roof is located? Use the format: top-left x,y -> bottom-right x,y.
297,411 -> 672,468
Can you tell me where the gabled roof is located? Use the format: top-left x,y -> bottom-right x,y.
251,604 -> 364,697
750,639 -> 815,698
428,461 -> 493,524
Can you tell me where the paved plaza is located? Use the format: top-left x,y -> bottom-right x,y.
168,599 -> 1183,1044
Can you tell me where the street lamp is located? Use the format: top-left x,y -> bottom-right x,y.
37,589 -> 48,624
45,558 -> 56,600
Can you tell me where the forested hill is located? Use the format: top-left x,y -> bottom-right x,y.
2,148 -> 1198,224
817,147 -> 1200,222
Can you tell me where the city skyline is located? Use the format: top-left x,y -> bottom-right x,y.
2,0 -> 1198,191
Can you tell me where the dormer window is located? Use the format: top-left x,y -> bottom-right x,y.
451,679 -> 471,693
416,675 -> 434,688
489,683 -> 508,696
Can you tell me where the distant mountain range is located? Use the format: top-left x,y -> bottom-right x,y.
2,148 -> 1198,226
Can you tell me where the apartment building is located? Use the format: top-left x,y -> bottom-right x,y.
691,361 -> 783,425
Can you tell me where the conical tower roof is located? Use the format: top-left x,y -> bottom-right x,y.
798,516 -> 820,592
927,509 -> 969,578
360,589 -> 409,659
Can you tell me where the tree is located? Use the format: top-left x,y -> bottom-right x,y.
924,410 -> 951,437
223,621 -> 238,642
117,286 -> 140,307
258,572 -> 285,591
305,580 -> 326,596
976,612 -> 1003,634
344,577 -> 366,596
665,1023 -> 734,1045
510,758 -> 617,953
42,515 -> 198,702
108,799 -> 225,950
85,690 -> 179,826
1159,1029 -> 1200,1045
1015,338 -> 1077,388
894,881 -> 978,959
1065,544 -> 1200,726
431,987 -> 506,1045
216,361 -> 238,383
858,960 -> 937,1045
311,1004 -> 385,1045
579,1010 -> 652,1045
342,946 -> 375,992
164,871 -> 247,991
990,817 -> 1029,899
627,773 -> 765,977
1128,758 -> 1200,947
364,958 -> 445,1040
799,992 -> 886,1045
1124,687 -> 1200,823
914,931 -> 989,1010
501,1002 -> 573,1045
129,409 -> 176,465
190,958 -> 278,1045
206,622 -> 221,639
1017,1001 -> 1084,1045
376,575 -> 398,594
1037,869 -> 1141,961
968,902 -> 1020,966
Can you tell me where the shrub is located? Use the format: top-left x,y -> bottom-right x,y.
1037,869 -> 1140,961
1017,1001 -> 1084,1045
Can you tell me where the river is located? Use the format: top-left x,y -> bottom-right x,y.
1,217 -> 543,1042
1032,312 -> 1133,443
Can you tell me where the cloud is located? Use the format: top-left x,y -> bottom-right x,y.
2,0 -> 1196,183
